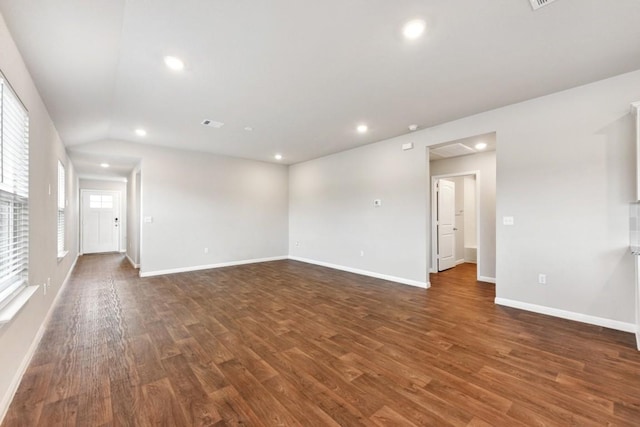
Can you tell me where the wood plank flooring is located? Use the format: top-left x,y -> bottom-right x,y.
3,255 -> 640,426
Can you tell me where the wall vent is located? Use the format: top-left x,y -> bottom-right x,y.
529,0 -> 558,10
201,119 -> 224,128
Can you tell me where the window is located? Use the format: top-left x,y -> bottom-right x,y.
89,194 -> 113,209
57,160 -> 65,257
0,73 -> 29,312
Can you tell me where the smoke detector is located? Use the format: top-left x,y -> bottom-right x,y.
529,0 -> 558,10
201,119 -> 224,128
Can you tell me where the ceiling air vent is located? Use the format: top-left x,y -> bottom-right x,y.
201,119 -> 224,128
529,0 -> 558,10
430,143 -> 475,159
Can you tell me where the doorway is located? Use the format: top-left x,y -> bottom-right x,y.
432,172 -> 480,273
428,132 -> 496,283
81,189 -> 122,254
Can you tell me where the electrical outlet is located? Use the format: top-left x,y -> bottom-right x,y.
538,274 -> 547,285
204,247 -> 209,254
360,250 -> 364,257
295,241 -> 300,247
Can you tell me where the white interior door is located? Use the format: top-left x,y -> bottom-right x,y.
82,190 -> 120,254
437,179 -> 456,271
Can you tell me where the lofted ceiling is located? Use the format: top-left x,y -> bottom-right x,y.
1,0 -> 640,173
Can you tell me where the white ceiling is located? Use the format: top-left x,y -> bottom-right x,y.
1,0 -> 640,173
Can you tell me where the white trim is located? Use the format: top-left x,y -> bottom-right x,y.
0,255 -> 78,423
56,250 -> 69,262
455,259 -> 465,266
0,286 -> 38,324
125,253 -> 139,269
495,297 -> 635,333
139,256 -> 289,277
478,276 -> 496,284
289,256 -> 430,289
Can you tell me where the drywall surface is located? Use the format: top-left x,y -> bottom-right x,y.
289,136 -> 428,284
290,69 -> 640,325
0,12 -> 79,418
448,176 -> 466,263
70,141 -> 289,275
431,151 -> 496,278
126,169 -> 141,267
464,176 -> 477,250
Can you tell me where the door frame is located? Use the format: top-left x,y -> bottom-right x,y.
80,189 -> 123,254
430,170 -> 481,281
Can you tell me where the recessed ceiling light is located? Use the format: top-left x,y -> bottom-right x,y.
135,128 -> 147,137
357,124 -> 368,134
164,56 -> 184,71
274,154 -> 283,160
408,124 -> 418,131
403,19 -> 426,40
100,163 -> 110,168
475,142 -> 488,150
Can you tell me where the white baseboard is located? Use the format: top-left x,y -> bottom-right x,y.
125,253 -> 139,269
288,256 -> 430,289
478,276 -> 496,284
139,256 -> 288,277
455,259 -> 465,266
0,254 -> 78,423
495,297 -> 635,333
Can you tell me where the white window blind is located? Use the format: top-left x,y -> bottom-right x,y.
57,160 -> 65,256
0,73 -> 29,311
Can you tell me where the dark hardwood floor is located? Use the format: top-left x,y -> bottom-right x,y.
2,255 -> 640,426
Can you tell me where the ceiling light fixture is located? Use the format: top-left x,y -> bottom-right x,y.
403,19 -> 426,40
244,126 -> 253,132
357,124 -> 368,134
164,56 -> 184,71
100,163 -> 110,168
408,124 -> 418,131
274,154 -> 283,160
135,128 -> 147,137
475,142 -> 488,150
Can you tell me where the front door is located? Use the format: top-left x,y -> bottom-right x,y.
82,190 -> 120,254
437,179 -> 456,271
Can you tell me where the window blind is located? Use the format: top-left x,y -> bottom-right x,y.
0,74 -> 29,310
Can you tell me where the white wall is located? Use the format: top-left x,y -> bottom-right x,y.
464,176 -> 477,249
0,12 -> 78,417
70,141 -> 290,276
126,169 -> 141,267
430,151 -> 496,279
447,176 -> 466,263
79,178 -> 127,253
289,69 -> 640,328
289,137 -> 428,286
